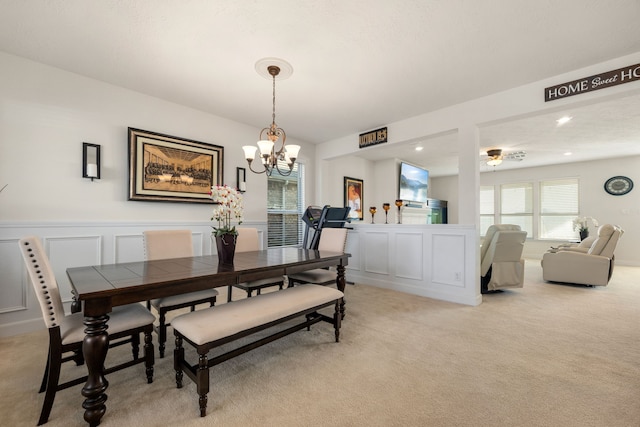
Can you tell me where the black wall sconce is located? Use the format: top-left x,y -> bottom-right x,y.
82,142 -> 101,181
236,167 -> 246,193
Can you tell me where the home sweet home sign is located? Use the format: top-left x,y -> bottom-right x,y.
545,63 -> 640,102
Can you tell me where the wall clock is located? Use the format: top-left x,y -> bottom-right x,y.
604,176 -> 633,196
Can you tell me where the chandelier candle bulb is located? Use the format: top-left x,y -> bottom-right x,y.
86,163 -> 98,178
242,146 -> 257,160
285,144 -> 300,159
257,140 -> 274,157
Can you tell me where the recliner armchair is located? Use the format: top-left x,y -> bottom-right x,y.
542,224 -> 623,287
480,224 -> 527,293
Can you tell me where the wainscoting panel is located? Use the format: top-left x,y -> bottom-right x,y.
344,229 -> 360,272
115,234 -> 144,263
0,238 -> 27,314
47,236 -> 102,303
395,232 -> 424,280
363,231 -> 389,275
431,234 -> 465,288
344,224 -> 479,307
0,220 -> 267,338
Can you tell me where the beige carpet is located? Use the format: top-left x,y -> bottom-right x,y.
1,261 -> 639,427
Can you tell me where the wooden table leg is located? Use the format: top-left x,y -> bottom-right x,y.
82,314 -> 110,427
336,264 -> 346,319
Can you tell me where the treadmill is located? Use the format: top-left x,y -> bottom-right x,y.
301,205 -> 351,250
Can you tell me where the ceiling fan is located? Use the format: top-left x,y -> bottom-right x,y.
483,148 -> 526,167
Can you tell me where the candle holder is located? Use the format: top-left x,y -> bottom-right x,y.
395,199 -> 403,224
382,203 -> 390,224
369,206 -> 377,224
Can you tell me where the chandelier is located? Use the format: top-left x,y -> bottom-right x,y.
242,62 -> 300,176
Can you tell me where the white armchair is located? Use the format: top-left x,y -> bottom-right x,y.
480,224 -> 527,293
541,224 -> 623,287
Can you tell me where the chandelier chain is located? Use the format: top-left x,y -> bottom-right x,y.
272,73 -> 276,126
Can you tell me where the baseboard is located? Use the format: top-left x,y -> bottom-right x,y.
0,318 -> 43,338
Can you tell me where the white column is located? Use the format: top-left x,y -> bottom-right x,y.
457,125 -> 481,299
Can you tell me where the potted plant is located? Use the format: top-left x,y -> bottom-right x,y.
210,185 -> 243,263
572,216 -> 598,241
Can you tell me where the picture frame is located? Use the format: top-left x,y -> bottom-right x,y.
128,127 -> 223,203
344,176 -> 364,220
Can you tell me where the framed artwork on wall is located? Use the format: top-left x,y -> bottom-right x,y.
128,127 -> 223,203
344,176 -> 363,220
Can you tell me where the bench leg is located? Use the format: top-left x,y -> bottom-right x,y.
196,353 -> 210,417
334,300 -> 342,343
174,335 -> 184,389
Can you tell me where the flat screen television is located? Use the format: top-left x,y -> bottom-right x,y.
399,162 -> 429,204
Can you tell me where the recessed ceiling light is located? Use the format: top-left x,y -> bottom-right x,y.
415,146 -> 423,151
556,116 -> 572,125
564,152 -> 572,156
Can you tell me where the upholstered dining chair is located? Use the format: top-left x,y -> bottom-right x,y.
143,230 -> 218,358
19,236 -> 155,426
288,227 -> 349,287
230,227 -> 285,301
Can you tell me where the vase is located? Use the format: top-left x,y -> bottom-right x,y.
215,233 -> 237,264
579,229 -> 589,241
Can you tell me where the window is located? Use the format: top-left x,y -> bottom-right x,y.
480,186 -> 495,236
539,178 -> 578,240
500,182 -> 533,236
267,162 -> 305,247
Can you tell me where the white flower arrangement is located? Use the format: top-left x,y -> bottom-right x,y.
572,216 -> 598,232
209,185 -> 243,237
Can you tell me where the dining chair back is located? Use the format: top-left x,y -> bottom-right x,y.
288,227 -> 349,287
235,227 -> 260,252
19,236 -> 155,425
143,229 -> 194,259
142,230 -> 219,358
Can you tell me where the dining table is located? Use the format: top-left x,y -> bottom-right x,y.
66,247 -> 349,427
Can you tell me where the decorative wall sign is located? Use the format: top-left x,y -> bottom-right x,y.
128,128 -> 223,203
604,176 -> 633,196
545,63 -> 640,102
359,127 -> 388,149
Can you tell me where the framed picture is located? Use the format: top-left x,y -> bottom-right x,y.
128,128 -> 223,203
344,176 -> 363,220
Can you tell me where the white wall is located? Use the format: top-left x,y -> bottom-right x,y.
0,52 -> 316,337
315,52 -> 640,266
317,155 -> 373,209
0,52 -> 316,223
317,52 -> 640,224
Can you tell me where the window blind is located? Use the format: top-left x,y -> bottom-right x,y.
539,178 -> 579,239
267,161 -> 305,247
500,182 -> 533,236
480,186 -> 495,235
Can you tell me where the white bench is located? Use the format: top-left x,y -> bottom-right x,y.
171,284 -> 344,417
